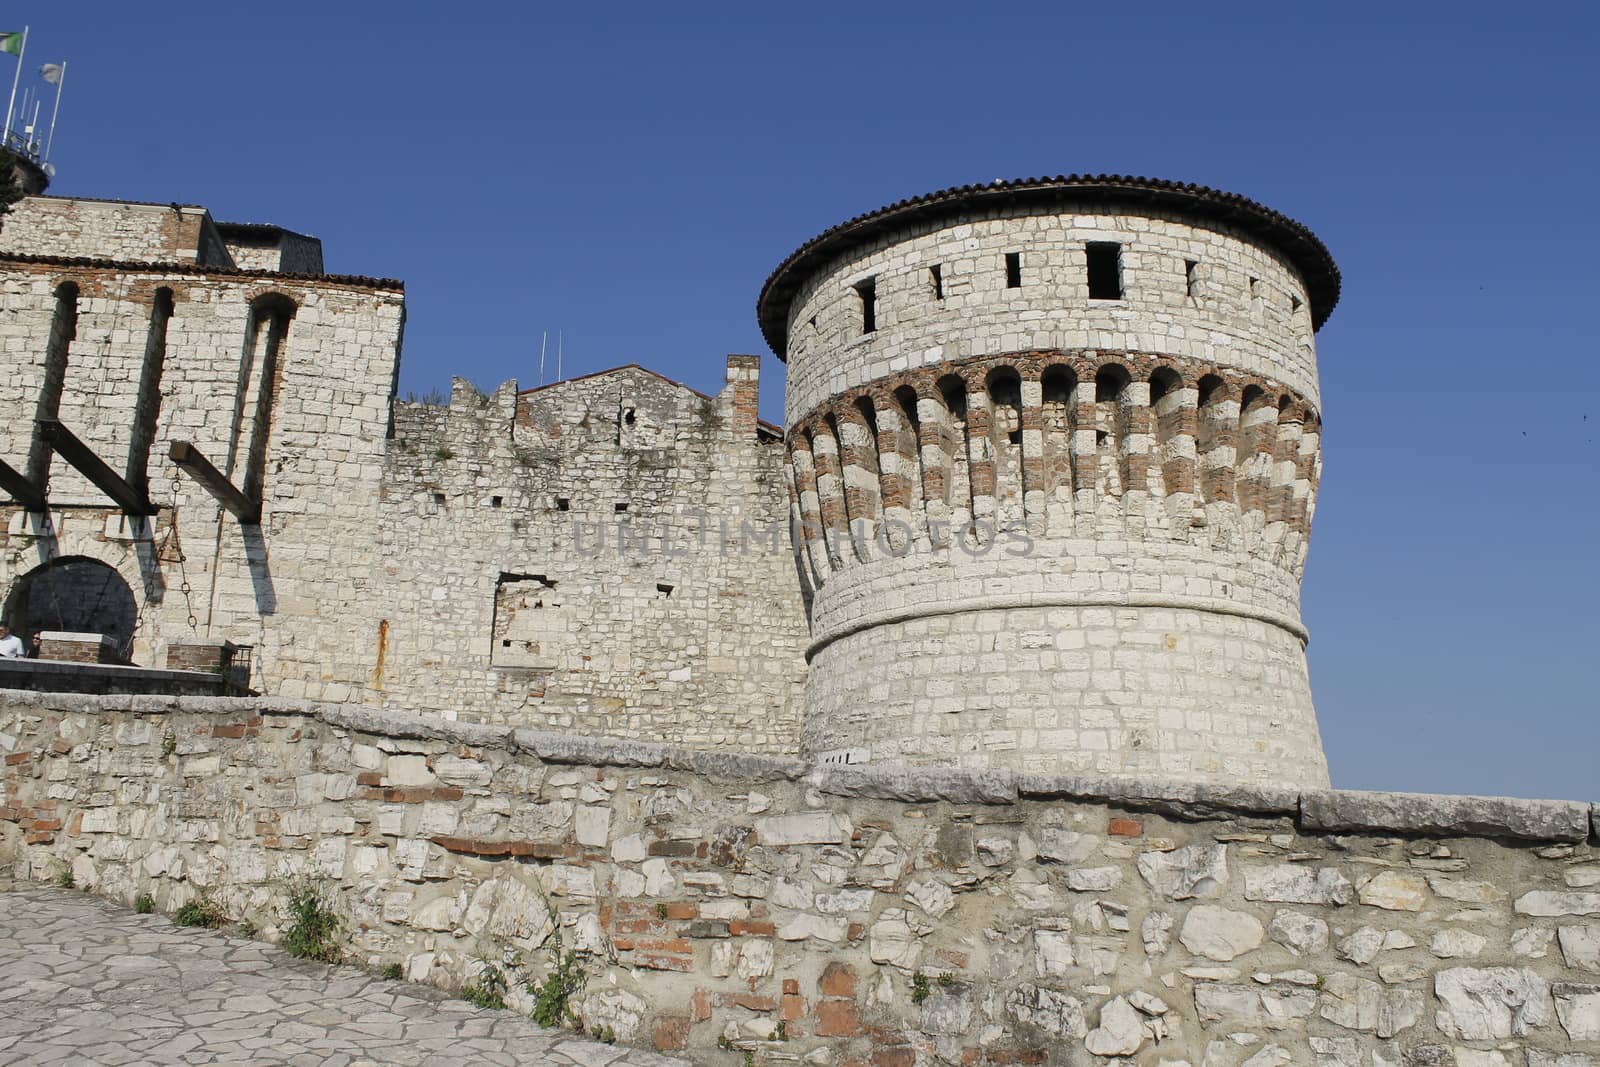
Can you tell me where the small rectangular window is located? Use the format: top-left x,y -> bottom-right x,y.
929,264 -> 944,300
555,496 -> 570,511
855,277 -> 877,334
1087,242 -> 1122,300
1185,259 -> 1198,298
614,501 -> 629,513
1004,252 -> 1022,288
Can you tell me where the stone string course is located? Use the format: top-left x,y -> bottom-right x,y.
4,690 -> 1599,1066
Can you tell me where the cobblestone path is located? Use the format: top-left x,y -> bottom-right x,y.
0,883 -> 696,1066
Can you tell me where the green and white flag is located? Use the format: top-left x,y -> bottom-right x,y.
0,33 -> 23,57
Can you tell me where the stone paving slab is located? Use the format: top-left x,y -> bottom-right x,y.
0,883 -> 697,1066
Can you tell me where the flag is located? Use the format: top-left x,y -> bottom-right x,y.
39,63 -> 61,85
0,33 -> 22,57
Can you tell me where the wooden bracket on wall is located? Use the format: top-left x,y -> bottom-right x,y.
35,419 -> 155,515
0,457 -> 45,511
168,441 -> 260,524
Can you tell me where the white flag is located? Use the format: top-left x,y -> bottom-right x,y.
39,62 -> 61,85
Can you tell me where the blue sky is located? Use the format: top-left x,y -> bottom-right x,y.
19,2 -> 1598,798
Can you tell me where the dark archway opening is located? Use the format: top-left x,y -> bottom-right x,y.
3,556 -> 137,661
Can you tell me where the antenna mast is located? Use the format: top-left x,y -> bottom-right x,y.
538,330 -> 547,387
2,26 -> 26,152
43,59 -> 63,162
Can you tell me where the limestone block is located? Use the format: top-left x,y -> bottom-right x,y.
1006,984 -> 1086,1038
1554,982 -> 1600,1040
1559,924 -> 1600,971
1268,911 -> 1328,955
1433,966 -> 1554,1040
755,811 -> 849,846
1300,789 -> 1592,843
1084,996 -> 1144,1056
1518,891 -> 1600,917
1243,864 -> 1353,906
1137,844 -> 1227,900
1179,906 -> 1264,961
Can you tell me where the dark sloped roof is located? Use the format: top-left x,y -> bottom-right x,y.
31,193 -> 206,210
0,251 -> 402,291
216,221 -> 319,242
757,174 -> 1341,357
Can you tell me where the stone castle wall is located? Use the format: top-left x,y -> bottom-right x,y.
0,198 -> 230,266
0,243 -> 406,697
0,196 -> 805,750
4,690 -> 1599,1066
364,359 -> 808,751
772,194 -> 1330,784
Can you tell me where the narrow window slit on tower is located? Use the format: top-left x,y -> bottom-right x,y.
1185,259 -> 1198,297
1087,242 -> 1122,299
623,408 -> 636,426
614,501 -> 629,513
855,277 -> 877,334
555,496 -> 570,511
432,492 -> 446,506
656,583 -> 673,597
1291,294 -> 1303,313
1004,252 -> 1022,288
491,495 -> 503,508
929,264 -> 944,300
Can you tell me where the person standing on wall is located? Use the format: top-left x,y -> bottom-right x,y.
0,623 -> 22,658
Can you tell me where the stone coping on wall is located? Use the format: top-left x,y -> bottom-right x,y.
2,688 -> 1594,844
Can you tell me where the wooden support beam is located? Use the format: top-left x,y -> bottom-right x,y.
35,418 -> 155,515
0,457 -> 45,511
168,440 -> 259,523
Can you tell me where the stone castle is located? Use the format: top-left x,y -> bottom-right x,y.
6,165 -> 1600,1066
1,171 -> 1335,788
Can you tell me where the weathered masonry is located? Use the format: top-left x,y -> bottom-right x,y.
4,692 -> 1600,1066
0,183 -> 808,750
760,176 -> 1340,786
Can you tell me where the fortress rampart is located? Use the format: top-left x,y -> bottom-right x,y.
5,691 -> 1599,1065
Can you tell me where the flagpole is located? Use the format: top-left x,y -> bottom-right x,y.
43,60 -> 63,162
539,330 -> 547,387
3,27 -> 27,153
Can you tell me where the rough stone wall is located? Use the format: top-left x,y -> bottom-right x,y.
0,252 -> 406,700
3,692 -> 1599,1066
777,202 -> 1329,785
221,230 -> 325,274
0,195 -> 807,746
0,197 -> 228,265
368,360 -> 808,752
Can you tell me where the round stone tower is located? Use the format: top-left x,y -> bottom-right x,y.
758,175 -> 1340,787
